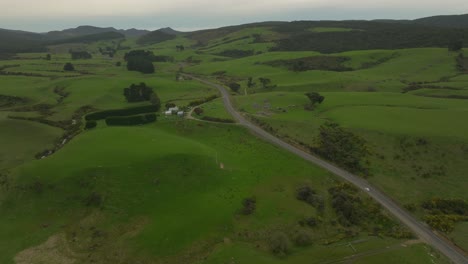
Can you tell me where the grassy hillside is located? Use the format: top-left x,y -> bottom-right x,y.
1,17 -> 467,263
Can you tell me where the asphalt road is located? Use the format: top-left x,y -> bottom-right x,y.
186,74 -> 468,264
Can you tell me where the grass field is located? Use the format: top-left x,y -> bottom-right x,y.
0,26 -> 467,263
1,120 -> 438,263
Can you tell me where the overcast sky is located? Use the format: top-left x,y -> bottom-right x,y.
1,0 -> 467,32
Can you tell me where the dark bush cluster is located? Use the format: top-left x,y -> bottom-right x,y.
328,183 -> 367,227
70,51 -> 92,60
105,113 -> 157,126
314,122 -> 369,175
240,197 -> 256,215
63,62 -> 75,71
124,50 -> 156,74
123,82 -> 154,102
296,185 -> 324,211
264,56 -> 352,72
215,49 -> 255,58
268,232 -> 291,256
228,82 -> 241,93
422,198 -> 468,216
304,92 -> 325,110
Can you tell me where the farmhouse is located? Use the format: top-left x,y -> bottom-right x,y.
169,106 -> 179,113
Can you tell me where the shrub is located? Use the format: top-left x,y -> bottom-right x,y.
194,107 -> 204,115
85,120 -> 97,129
298,217 -> 319,227
85,192 -> 102,207
293,230 -> 312,247
296,185 -> 324,211
240,197 -> 256,215
268,232 -> 291,256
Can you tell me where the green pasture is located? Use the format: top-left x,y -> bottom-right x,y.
194,98 -> 233,120
0,112 -> 63,170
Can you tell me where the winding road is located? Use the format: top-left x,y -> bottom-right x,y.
185,74 -> 468,264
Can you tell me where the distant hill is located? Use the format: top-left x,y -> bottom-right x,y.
0,29 -> 47,53
158,27 -> 183,35
49,31 -> 125,45
413,14 -> 468,28
46,25 -> 149,39
137,29 -> 178,45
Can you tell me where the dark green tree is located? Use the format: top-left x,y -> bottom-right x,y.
259,77 -> 272,89
304,92 -> 325,110
126,57 -> 155,74
45,54 -> 51,61
63,62 -> 75,71
229,82 -> 241,93
247,77 -> 255,88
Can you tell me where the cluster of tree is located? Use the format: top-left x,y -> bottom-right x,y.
85,104 -> 160,121
105,113 -> 157,126
259,77 -> 276,89
304,92 -> 325,110
264,56 -> 352,72
215,49 -> 255,58
328,183 -> 367,227
45,54 -> 51,61
314,122 -> 369,174
270,21 -> 468,53
63,63 -> 75,71
123,83 -> 155,103
98,46 -> 116,57
124,50 -> 156,74
176,45 -> 185,51
228,82 -> 241,93
126,57 -> 155,74
422,198 -> 468,216
70,51 -> 92,60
